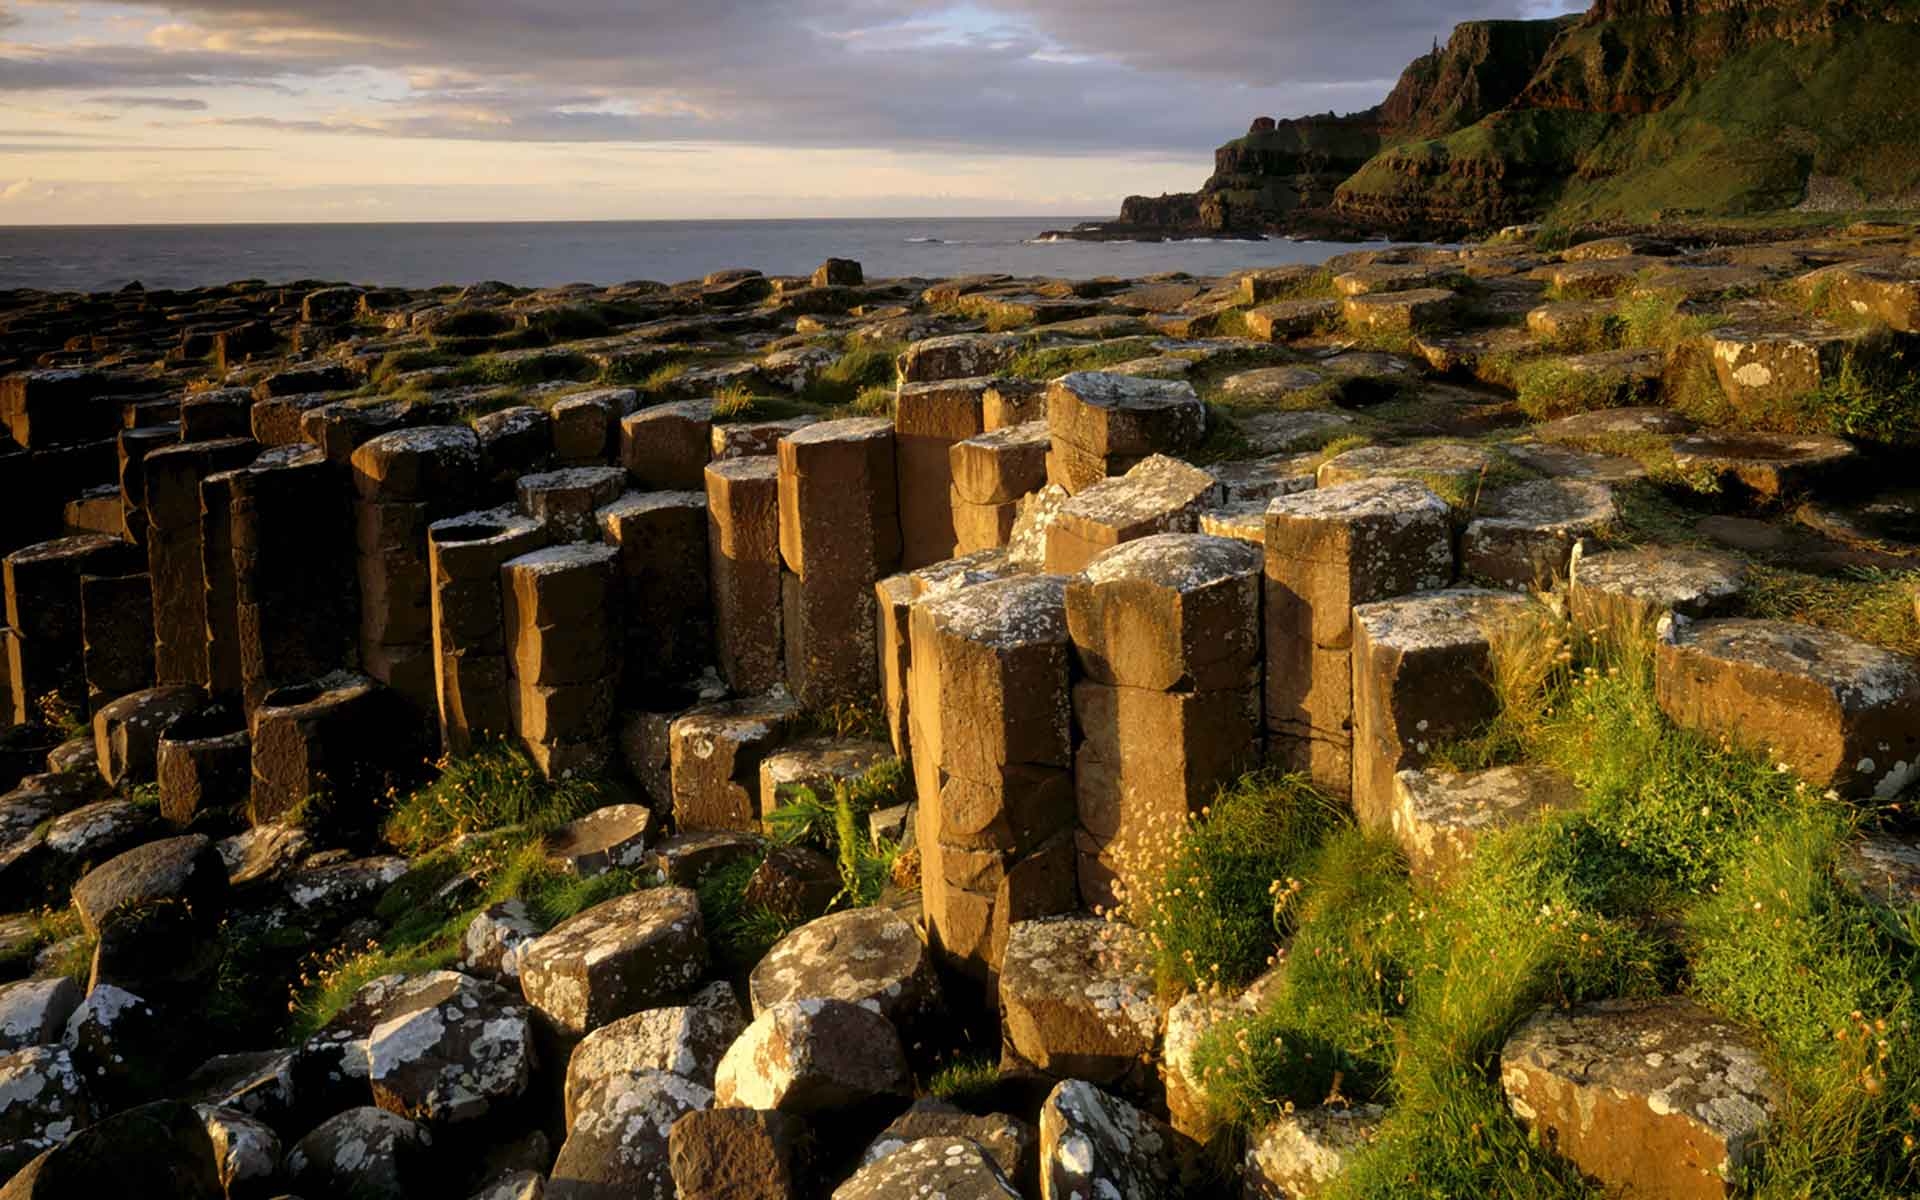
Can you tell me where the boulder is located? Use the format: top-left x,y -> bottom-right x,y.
1655,617 -> 1920,799
1835,830 -> 1920,916
713,998 -> 912,1115
998,917 -> 1159,1087
748,908 -> 941,1033
194,1104 -> 281,1200
545,805 -> 655,878
549,1069 -> 712,1200
833,1135 -> 1020,1200
0,1099 -> 219,1200
0,978 -> 81,1054
1568,547 -> 1746,630
1668,432 -> 1855,500
1038,1079 -> 1183,1200
283,1107 -> 435,1200
366,970 -> 534,1126
667,1106 -> 810,1200
1243,1105 -> 1388,1199
62,983 -> 172,1108
517,887 -> 708,1038
1042,456 -> 1223,575
564,998 -> 747,1124
740,845 -> 839,922
461,899 -> 542,983
1501,998 -> 1780,1200
0,1046 -> 92,1178
669,696 -> 798,833
1065,533 -> 1261,692
70,833 -> 227,938
862,1098 -> 1035,1189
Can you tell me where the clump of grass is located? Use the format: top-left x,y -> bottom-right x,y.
34,692 -> 86,740
1008,337 -> 1156,381
926,1055 -> 1001,1106
643,361 -> 690,395
1209,309 -> 1253,339
370,347 -> 458,389
1510,356 -> 1639,419
844,384 -> 895,417
1743,564 -> 1920,658
800,339 -> 902,409
1789,346 -> 1920,445
463,349 -> 593,386
0,907 -> 83,977
695,854 -> 800,973
710,382 -> 760,419
1127,770 -> 1342,995
765,758 -> 909,910
382,738 -> 603,857
1612,289 -> 1722,354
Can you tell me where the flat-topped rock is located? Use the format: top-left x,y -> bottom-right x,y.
1042,455 -> 1223,575
669,694 -> 799,833
1342,287 -> 1461,333
366,969 -> 533,1126
285,1106 -> 434,1200
564,991 -> 746,1124
1501,998 -> 1780,1199
756,738 -> 891,829
517,886 -> 708,1037
1237,409 -> 1354,455
1393,765 -> 1581,886
1463,478 -> 1617,589
998,916 -> 1158,1085
668,1107 -> 810,1200
713,997 -> 912,1114
515,466 -> 627,541
550,1068 -> 715,1200
1316,441 -> 1494,491
1793,257 -> 1920,332
834,1135 -> 1020,1200
1245,298 -> 1342,340
0,977 -> 81,1054
898,332 -> 1026,383
1208,452 -> 1319,505
748,907 -> 940,1029
1655,617 -> 1919,799
861,1098 -> 1034,1187
1066,533 -> 1262,692
1704,314 -> 1865,414
1669,432 -> 1855,500
1333,262 -> 1464,296
70,833 -> 227,938
1536,406 -> 1696,444
1569,546 -> 1747,628
1046,371 -> 1207,460
545,803 -> 655,877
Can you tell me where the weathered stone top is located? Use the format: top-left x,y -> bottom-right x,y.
1317,441 -> 1494,487
1670,431 -> 1856,465
597,491 -> 707,522
705,454 -> 780,482
1353,588 -> 1535,651
355,424 -> 480,461
3,533 -> 123,566
909,548 -> 1013,600
1836,831 -> 1920,912
630,398 -> 715,421
515,465 -> 627,491
959,421 -> 1052,451
919,573 -> 1070,650
1502,997 -> 1780,1147
1083,532 -> 1261,591
748,907 -> 934,1019
501,543 -> 620,575
1471,478 -> 1617,531
1571,547 -> 1746,610
1051,371 -> 1200,413
1059,455 -> 1221,526
429,505 -> 544,548
782,416 -> 893,446
1265,476 -> 1447,524
1661,617 -> 1920,710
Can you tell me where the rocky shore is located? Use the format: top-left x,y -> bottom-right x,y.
0,225 -> 1917,1198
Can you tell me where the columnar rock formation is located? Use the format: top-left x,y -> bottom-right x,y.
0,231 -> 1915,1197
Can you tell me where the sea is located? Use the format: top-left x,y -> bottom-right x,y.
0,217 -> 1382,294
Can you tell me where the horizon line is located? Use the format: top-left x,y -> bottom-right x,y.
0,214 -> 1106,232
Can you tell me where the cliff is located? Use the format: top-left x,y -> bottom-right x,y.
1098,0 -> 1920,240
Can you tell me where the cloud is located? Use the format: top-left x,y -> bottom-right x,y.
1,178 -> 39,201
85,94 -> 210,110
5,0 -> 1595,157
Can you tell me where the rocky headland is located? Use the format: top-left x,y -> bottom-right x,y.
0,227 -> 1916,1197
1062,0 -> 1920,242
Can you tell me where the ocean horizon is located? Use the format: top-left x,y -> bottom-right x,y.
0,216 -> 1386,294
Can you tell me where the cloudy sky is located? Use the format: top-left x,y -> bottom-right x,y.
1,0 -> 1582,224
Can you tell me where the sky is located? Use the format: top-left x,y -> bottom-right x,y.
0,0 -> 1585,224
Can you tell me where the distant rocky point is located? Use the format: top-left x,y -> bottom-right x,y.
1063,0 -> 1920,242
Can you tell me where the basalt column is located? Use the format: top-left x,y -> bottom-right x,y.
909,573 -> 1078,991
778,418 -> 901,710
597,491 -> 712,700
428,508 -> 547,756
115,424 -> 179,548
1066,533 -> 1263,911
4,534 -> 139,723
502,544 -> 622,779
893,378 -> 990,568
229,446 -> 357,712
704,457 -> 783,696
350,427 -> 481,724
1262,479 -> 1453,800
143,437 -> 257,688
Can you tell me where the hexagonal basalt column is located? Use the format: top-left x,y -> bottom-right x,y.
1044,371 -> 1206,495
427,508 -> 547,755
894,377 -> 991,568
141,438 -> 258,690
704,457 -> 784,696
501,543 -> 622,778
1263,479 -> 1452,800
777,418 -> 901,710
597,491 -> 712,697
1041,455 -> 1222,576
5,534 -> 141,722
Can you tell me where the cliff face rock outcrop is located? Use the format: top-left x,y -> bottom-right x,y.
1104,0 -> 1920,240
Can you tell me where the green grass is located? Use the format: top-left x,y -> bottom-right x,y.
0,907 -> 84,977
799,339 -> 903,409
1743,564 -> 1920,658
926,1055 -> 1002,1106
1789,346 -> 1920,445
695,854 -> 800,974
1007,337 -> 1157,381
1510,356 -> 1639,420
1128,770 -> 1342,995
382,738 -> 603,857
1189,609 -> 1920,1195
281,741 -> 634,1037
